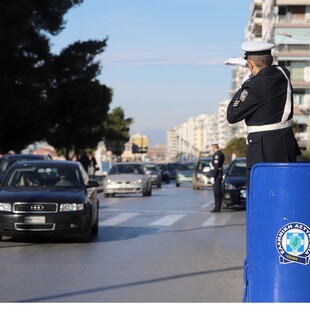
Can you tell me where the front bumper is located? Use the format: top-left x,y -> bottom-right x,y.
0,212 -> 90,237
104,184 -> 144,194
223,189 -> 246,206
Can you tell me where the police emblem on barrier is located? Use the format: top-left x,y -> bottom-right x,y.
276,222 -> 310,265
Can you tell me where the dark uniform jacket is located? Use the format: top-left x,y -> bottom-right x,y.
210,150 -> 225,178
227,65 -> 301,170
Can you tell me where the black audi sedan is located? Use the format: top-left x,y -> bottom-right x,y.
0,160 -> 99,242
222,157 -> 246,209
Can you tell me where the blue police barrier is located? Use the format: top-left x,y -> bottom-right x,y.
243,163 -> 310,302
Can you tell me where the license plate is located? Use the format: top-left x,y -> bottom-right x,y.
24,216 -> 46,224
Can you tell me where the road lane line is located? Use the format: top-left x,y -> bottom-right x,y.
149,214 -> 186,226
202,213 -> 232,227
201,201 -> 214,208
99,213 -> 139,226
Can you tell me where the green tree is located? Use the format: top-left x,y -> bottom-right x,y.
223,137 -> 247,163
104,107 -> 133,161
0,0 -> 82,153
46,40 -> 112,159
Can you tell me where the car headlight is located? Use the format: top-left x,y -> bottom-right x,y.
224,183 -> 237,190
133,179 -> 143,184
0,203 -> 12,212
60,203 -> 84,212
105,178 -> 114,184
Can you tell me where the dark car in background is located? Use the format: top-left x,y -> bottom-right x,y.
157,163 -> 170,184
175,162 -> 195,187
0,160 -> 99,242
192,157 -> 213,189
222,157 -> 246,209
0,154 -> 51,184
167,162 -> 180,180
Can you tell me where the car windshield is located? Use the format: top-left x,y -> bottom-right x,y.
167,163 -> 179,170
144,164 -> 157,172
109,164 -> 144,175
197,160 -> 211,171
3,165 -> 82,188
178,162 -> 195,170
228,161 -> 246,176
158,165 -> 167,171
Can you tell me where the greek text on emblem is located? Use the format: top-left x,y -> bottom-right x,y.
276,222 -> 310,265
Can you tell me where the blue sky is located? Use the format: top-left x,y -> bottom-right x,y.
51,0 -> 253,145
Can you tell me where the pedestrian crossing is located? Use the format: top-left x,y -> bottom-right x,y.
99,210 -> 236,228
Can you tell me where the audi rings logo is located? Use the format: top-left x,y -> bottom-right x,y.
27,204 -> 44,211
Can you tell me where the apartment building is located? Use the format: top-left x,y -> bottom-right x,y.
246,0 -> 310,148
166,0 -> 310,161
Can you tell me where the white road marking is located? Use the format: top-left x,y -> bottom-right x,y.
99,213 -> 139,226
149,214 -> 186,226
201,201 -> 214,208
202,213 -> 232,227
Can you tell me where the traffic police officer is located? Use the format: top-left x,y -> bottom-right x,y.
210,143 -> 225,213
226,41 -> 301,188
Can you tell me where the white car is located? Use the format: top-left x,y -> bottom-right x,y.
192,157 -> 213,189
103,163 -> 152,197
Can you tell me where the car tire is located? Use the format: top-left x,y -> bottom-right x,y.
104,193 -> 110,198
91,204 -> 99,235
176,183 -> 180,187
143,188 -> 148,197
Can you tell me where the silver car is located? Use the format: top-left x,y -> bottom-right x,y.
143,163 -> 162,188
192,157 -> 213,189
103,162 -> 152,197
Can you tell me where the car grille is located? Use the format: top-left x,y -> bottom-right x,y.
14,223 -> 56,231
13,203 -> 58,213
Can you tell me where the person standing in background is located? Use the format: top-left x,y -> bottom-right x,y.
210,143 -> 225,213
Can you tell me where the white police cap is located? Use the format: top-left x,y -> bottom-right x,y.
241,41 -> 276,59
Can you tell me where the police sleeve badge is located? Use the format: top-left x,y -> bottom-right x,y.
239,89 -> 248,102
233,89 -> 248,107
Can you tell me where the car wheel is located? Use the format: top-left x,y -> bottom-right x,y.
176,183 -> 180,187
143,187 -> 148,197
148,183 -> 152,196
157,182 -> 161,188
104,193 -> 110,198
91,204 -> 99,235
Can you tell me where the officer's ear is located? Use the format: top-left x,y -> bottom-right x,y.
247,58 -> 255,71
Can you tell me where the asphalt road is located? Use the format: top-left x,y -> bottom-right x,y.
0,182 -> 246,303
